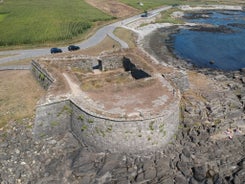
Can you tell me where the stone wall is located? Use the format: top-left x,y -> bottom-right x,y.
70,100 -> 180,153
33,98 -> 180,153
67,55 -> 123,71
33,100 -> 71,139
31,61 -> 54,90
39,55 -> 124,72
100,55 -> 123,71
32,59 -> 180,153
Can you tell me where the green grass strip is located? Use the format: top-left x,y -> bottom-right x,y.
0,0 -> 113,46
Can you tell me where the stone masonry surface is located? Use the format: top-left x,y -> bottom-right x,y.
32,56 -> 181,153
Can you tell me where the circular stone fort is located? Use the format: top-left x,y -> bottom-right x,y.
32,50 -> 181,154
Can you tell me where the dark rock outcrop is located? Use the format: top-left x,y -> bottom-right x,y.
1,67 -> 244,183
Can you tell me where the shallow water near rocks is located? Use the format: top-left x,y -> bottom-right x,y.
170,10 -> 245,71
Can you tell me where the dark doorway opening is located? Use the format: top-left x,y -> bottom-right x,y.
122,56 -> 151,80
93,60 -> 102,70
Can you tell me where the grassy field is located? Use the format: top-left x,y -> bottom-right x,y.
119,0 -> 171,10
119,0 -> 245,10
114,27 -> 137,48
0,70 -> 45,128
0,0 -> 113,48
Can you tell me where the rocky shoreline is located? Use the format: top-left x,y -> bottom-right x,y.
0,66 -> 244,183
1,40 -> 244,184
1,7 -> 245,184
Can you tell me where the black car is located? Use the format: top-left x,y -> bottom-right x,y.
68,45 -> 80,51
50,47 -> 62,54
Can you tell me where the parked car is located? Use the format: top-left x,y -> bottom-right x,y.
50,47 -> 62,54
68,45 -> 80,51
141,10 -> 148,17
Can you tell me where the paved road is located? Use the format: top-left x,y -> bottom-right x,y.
0,6 -> 171,64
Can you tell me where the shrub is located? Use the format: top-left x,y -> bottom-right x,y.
78,115 -> 84,121
81,125 -> 87,132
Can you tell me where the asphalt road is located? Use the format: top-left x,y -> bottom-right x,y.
0,6 -> 171,64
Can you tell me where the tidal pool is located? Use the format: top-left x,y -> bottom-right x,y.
170,10 -> 245,71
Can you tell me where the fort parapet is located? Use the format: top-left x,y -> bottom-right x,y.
32,54 -> 180,154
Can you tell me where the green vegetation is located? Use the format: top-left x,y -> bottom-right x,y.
57,105 -> 73,117
39,132 -> 47,138
159,123 -> 166,136
88,119 -> 94,124
149,121 -> 154,131
114,27 -> 137,48
50,121 -> 59,127
106,125 -> 113,132
95,127 -> 105,137
118,0 -> 191,10
0,0 -> 113,47
119,0 -> 238,11
78,115 -> 84,121
119,0 -> 169,10
39,73 -> 45,81
0,12 -> 8,22
62,105 -> 72,115
156,8 -> 184,24
214,119 -> 221,125
81,124 -> 87,132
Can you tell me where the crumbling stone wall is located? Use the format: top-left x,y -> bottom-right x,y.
32,59 -> 180,153
100,55 -> 123,70
39,55 -> 124,72
65,55 -> 124,71
31,61 -> 54,90
70,100 -> 180,153
33,98 -> 180,153
33,100 -> 71,139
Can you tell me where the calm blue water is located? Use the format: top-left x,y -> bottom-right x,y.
171,11 -> 245,71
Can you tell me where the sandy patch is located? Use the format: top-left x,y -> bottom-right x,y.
0,70 -> 45,127
85,0 -> 138,18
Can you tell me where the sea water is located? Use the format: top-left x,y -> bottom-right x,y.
171,11 -> 245,71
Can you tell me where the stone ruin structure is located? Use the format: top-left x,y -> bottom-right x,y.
32,53 -> 181,154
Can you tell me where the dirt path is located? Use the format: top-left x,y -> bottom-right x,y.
84,0 -> 138,18
62,73 -> 82,97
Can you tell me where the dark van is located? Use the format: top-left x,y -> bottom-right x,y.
68,45 -> 80,51
50,48 -> 62,54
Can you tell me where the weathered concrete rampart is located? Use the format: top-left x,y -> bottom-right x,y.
39,54 -> 124,72
32,58 -> 180,154
70,99 -> 180,153
31,61 -> 54,89
34,97 -> 180,153
33,100 -> 71,138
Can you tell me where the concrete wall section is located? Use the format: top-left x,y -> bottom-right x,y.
67,56 -> 124,71
33,98 -> 179,153
100,55 -> 123,71
70,100 -> 180,153
40,55 -> 124,72
31,61 -> 54,90
32,59 -> 180,153
33,100 -> 72,139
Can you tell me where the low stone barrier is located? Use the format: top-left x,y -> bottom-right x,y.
34,98 -> 180,154
31,60 -> 54,89
32,59 -> 180,154
0,65 -> 31,71
70,99 -> 180,153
